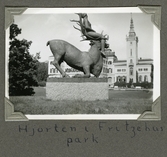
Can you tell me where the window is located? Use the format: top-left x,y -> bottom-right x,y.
122,76 -> 126,82
130,49 -> 132,56
108,77 -> 112,82
108,61 -> 112,65
130,67 -> 133,75
129,78 -> 133,83
130,59 -> 133,63
109,68 -> 112,73
122,69 -> 126,72
144,68 -> 148,71
139,75 -> 142,82
50,68 -> 55,73
117,69 -> 121,72
144,75 -> 148,82
117,76 -> 121,82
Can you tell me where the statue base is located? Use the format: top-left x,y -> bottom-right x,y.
46,77 -> 109,101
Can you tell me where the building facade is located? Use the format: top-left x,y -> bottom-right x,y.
48,57 -> 83,78
48,17 -> 153,86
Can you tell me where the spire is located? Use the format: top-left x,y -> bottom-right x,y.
129,13 -> 136,37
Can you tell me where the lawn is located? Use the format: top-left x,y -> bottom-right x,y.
9,87 -> 153,115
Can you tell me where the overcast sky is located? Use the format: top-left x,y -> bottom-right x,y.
13,9 -> 153,62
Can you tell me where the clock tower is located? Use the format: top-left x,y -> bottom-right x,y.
126,15 -> 139,83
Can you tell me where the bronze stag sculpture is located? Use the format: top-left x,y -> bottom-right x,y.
47,13 -> 109,78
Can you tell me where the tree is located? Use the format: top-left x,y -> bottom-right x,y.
36,61 -> 48,85
136,71 -> 138,83
150,64 -> 154,83
9,24 -> 21,40
9,24 -> 38,96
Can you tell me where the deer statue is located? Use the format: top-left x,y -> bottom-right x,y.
46,13 -> 109,78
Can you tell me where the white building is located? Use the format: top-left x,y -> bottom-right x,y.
48,56 -> 83,78
48,17 -> 153,86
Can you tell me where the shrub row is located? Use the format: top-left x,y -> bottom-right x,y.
114,81 -> 153,89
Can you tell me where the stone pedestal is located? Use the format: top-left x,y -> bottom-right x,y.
46,78 -> 109,101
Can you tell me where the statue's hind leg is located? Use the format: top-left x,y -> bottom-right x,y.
52,55 -> 70,78
73,65 -> 90,78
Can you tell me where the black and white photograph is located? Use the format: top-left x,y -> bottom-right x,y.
2,2 -> 167,157
5,7 -> 160,120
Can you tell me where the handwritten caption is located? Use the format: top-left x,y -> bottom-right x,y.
18,121 -> 164,147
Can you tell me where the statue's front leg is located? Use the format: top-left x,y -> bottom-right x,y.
52,58 -> 70,78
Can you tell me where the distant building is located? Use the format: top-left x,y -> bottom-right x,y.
48,16 -> 153,86
48,56 -> 83,78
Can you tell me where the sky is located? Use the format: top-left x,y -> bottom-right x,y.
13,8 -> 154,62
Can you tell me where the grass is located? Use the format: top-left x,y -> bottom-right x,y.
9,87 -> 153,115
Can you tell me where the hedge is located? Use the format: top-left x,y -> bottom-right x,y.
114,81 -> 153,89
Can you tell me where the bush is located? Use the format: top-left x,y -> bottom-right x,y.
114,81 -> 127,87
10,87 -> 35,96
114,81 -> 153,89
36,62 -> 48,82
38,81 -> 46,87
133,82 -> 153,89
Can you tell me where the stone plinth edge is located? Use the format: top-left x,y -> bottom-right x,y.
47,77 -> 108,83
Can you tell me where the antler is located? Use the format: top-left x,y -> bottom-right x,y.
70,13 -> 101,41
71,13 -> 86,39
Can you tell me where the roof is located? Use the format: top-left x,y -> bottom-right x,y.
114,60 -> 127,63
114,64 -> 127,66
137,63 -> 152,65
139,58 -> 153,61
105,50 -> 117,58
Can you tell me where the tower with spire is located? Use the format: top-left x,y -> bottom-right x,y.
126,14 -> 139,83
